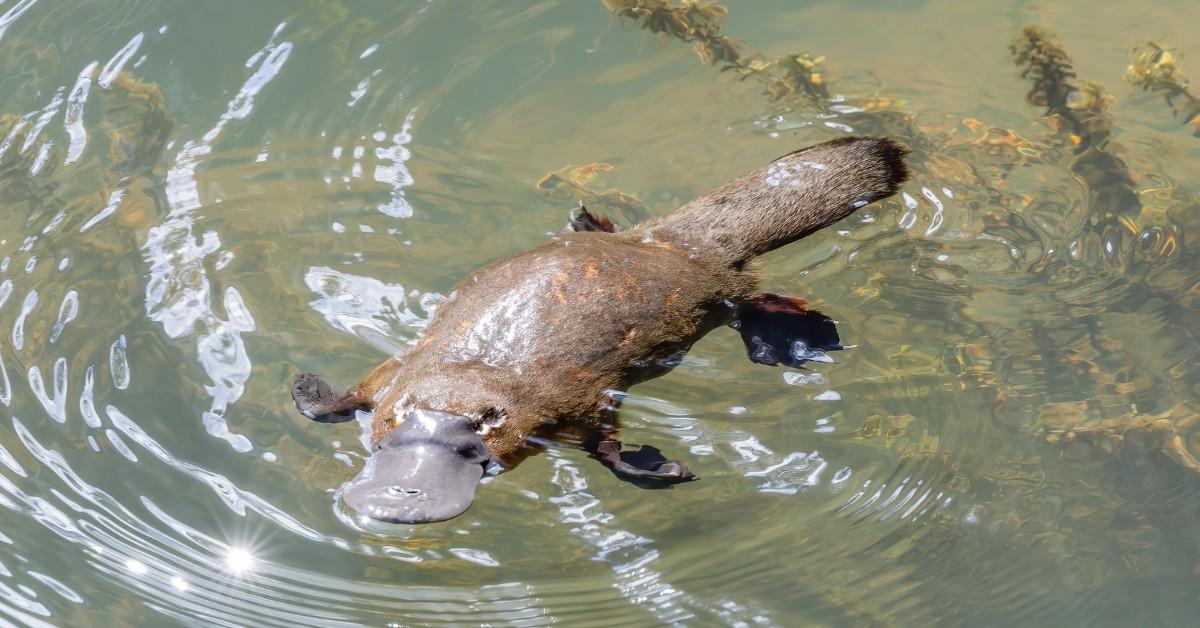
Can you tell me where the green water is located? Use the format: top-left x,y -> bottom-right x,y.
1,0 -> 1199,625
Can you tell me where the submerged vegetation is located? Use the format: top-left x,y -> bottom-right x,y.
603,0 -> 828,102
534,161 -> 647,224
602,0 -> 742,68
538,1 -> 840,214
584,1 -> 1200,609
1126,42 -> 1200,137
1010,26 -> 1118,149
2,4 -> 1198,623
539,0 -> 832,212
1011,26 -> 1079,114
97,73 -> 172,175
1009,27 -> 1142,247
1010,27 -> 1185,263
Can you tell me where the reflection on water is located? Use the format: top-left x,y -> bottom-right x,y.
1,0 -> 1199,625
145,25 -> 292,452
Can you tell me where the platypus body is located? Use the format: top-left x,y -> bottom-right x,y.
292,137 -> 909,524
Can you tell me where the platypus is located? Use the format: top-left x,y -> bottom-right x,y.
292,137 -> 909,524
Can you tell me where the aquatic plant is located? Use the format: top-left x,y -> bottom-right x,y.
542,1 -> 841,217
1041,401 -> 1200,472
535,161 -> 647,224
1008,28 -> 1197,483
0,69 -> 172,247
1010,26 -> 1119,149
1011,26 -> 1078,114
1011,27 -> 1137,218
1016,28 -> 1191,264
735,52 -> 829,101
602,0 -> 828,104
1125,42 -> 1200,137
98,72 -> 172,175
603,0 -> 742,68
588,9 -> 1200,520
0,113 -> 61,207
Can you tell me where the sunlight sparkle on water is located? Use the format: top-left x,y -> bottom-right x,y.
225,547 -> 256,575
125,559 -> 148,575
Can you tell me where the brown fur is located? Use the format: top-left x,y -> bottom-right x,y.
636,137 -> 909,266
335,137 -> 909,465
355,236 -> 754,459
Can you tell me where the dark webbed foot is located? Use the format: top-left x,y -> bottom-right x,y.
592,439 -> 696,488
733,293 -> 842,368
291,373 -> 364,423
563,203 -> 619,233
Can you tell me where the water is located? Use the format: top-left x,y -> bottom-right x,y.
1,0 -> 1199,625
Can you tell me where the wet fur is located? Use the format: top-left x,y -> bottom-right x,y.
638,137 -> 910,266
357,237 -> 754,459
325,137 -> 909,466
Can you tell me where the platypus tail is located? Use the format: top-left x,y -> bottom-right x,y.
634,137 -> 909,267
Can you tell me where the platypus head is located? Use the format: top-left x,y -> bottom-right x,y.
343,408 -> 492,524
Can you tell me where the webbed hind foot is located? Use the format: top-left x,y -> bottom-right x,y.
562,202 -> 619,233
291,373 -> 367,423
592,438 -> 696,488
732,293 -> 842,368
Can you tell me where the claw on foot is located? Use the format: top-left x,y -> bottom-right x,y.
291,373 -> 358,423
564,203 -> 619,233
594,439 -> 697,488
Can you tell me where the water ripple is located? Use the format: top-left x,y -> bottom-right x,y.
97,31 -> 144,89
548,453 -> 774,627
11,288 -> 36,350
304,266 -> 437,353
0,0 -> 39,43
143,26 -> 291,452
25,357 -> 66,424
0,1 -> 1198,624
48,289 -> 77,343
62,61 -> 97,166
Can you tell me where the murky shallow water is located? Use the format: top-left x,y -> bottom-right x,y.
1,0 -> 1199,625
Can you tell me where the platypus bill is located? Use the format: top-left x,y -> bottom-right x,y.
292,137 -> 909,524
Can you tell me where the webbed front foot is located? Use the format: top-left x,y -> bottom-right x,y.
592,438 -> 696,488
291,373 -> 364,423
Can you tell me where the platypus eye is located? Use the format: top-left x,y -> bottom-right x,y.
458,442 -> 488,460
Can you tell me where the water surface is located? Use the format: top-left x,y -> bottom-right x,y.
1,0 -> 1199,625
